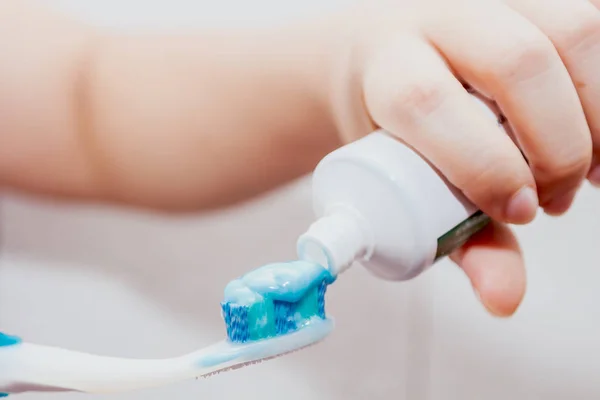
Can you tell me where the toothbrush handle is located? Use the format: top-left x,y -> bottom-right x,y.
0,342 -> 215,394
0,320 -> 333,395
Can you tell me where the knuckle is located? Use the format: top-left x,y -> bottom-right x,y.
532,147 -> 591,184
559,14 -> 600,55
456,152 -> 528,203
385,81 -> 450,118
485,36 -> 556,84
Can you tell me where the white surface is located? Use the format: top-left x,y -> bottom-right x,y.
2,1 -> 600,399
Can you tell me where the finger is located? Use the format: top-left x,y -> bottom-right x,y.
363,36 -> 537,224
586,0 -> 600,186
590,0 -> 600,11
503,0 -> 600,190
424,0 -> 592,215
590,0 -> 600,186
450,220 -> 526,317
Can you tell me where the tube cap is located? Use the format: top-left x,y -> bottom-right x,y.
297,209 -> 372,276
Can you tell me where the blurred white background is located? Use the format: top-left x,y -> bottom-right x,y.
2,1 -> 600,399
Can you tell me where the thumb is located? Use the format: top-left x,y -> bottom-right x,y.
450,220 -> 526,317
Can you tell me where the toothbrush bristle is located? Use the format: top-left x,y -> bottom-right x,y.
221,303 -> 250,343
221,278 -> 331,344
273,300 -> 295,336
317,280 -> 327,318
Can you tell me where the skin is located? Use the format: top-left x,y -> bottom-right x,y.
2,0 -> 600,317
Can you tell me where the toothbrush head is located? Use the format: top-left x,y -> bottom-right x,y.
220,260 -> 335,344
200,261 -> 335,377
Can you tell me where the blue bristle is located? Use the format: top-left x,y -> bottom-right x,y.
221,302 -> 249,343
221,302 -> 231,328
274,300 -> 296,335
317,280 -> 327,319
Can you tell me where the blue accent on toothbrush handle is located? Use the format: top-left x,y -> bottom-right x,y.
0,332 -> 21,396
0,332 -> 21,347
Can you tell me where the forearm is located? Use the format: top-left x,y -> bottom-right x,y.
0,2 -> 341,210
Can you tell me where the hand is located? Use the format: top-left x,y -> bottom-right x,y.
327,0 -> 599,316
0,0 -> 595,318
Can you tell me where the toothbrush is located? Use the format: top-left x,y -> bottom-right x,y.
0,260 -> 335,396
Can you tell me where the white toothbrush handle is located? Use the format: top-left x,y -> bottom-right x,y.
0,341 -> 229,394
0,319 -> 333,395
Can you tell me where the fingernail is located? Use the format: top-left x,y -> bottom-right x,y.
505,186 -> 538,224
543,191 -> 575,216
588,165 -> 600,187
